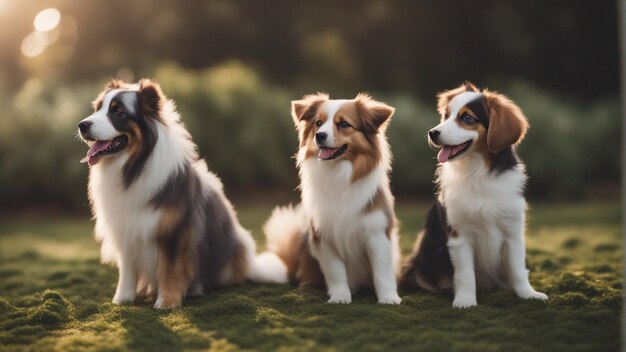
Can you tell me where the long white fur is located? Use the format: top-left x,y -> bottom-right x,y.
298,100 -> 401,304
434,94 -> 548,308
83,88 -> 286,308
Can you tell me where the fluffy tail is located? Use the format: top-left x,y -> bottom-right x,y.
247,251 -> 289,284
262,204 -> 308,282
246,204 -> 307,284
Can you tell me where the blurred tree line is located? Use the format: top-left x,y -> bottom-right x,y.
0,1 -> 620,212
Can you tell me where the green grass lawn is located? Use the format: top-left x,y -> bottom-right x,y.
0,201 -> 622,351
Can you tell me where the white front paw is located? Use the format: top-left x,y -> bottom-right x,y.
327,288 -> 351,304
517,289 -> 548,300
378,293 -> 401,305
112,291 -> 135,305
452,292 -> 477,308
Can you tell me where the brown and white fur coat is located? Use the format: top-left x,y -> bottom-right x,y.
262,93 -> 401,304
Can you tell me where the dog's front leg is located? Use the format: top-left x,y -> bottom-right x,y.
505,221 -> 548,301
448,236 -> 477,308
154,249 -> 192,309
367,234 -> 401,304
112,252 -> 137,304
313,240 -> 352,304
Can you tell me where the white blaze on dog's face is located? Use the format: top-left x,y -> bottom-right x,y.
291,93 -> 394,181
315,99 -> 350,157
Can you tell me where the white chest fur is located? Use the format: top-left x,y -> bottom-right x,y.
88,114 -> 190,265
300,158 -> 392,288
439,156 -> 527,289
439,156 -> 527,233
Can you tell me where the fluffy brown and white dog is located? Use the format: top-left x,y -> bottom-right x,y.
400,82 -> 548,308
262,93 -> 401,304
77,79 -> 286,309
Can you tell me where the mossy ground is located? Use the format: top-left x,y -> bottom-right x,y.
0,201 -> 622,351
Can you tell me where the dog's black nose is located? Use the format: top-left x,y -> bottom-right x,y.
428,129 -> 440,142
315,132 -> 327,144
79,121 -> 92,134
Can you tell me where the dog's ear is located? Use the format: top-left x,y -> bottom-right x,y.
436,82 -> 479,121
484,91 -> 529,152
355,93 -> 395,133
291,93 -> 328,126
138,79 -> 165,118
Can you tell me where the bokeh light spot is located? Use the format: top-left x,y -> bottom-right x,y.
21,32 -> 47,58
34,8 -> 61,32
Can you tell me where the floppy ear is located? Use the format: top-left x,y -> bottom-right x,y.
137,79 -> 165,118
291,93 -> 328,126
484,92 -> 529,152
355,93 -> 395,133
436,82 -> 479,120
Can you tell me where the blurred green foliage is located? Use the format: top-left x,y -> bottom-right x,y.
0,1 -> 619,211
0,62 -> 619,211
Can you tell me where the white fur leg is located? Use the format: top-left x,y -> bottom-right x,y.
248,251 -> 288,283
154,296 -> 168,309
448,236 -> 477,308
367,234 -> 401,305
505,232 -> 548,301
112,255 -> 137,304
314,241 -> 352,304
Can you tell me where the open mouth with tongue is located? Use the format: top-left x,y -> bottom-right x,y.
80,135 -> 128,166
318,144 -> 348,160
437,140 -> 472,163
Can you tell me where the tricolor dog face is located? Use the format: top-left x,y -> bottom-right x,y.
428,82 -> 529,165
291,93 -> 394,180
78,79 -> 163,168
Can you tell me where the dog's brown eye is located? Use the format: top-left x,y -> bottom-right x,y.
316,120 -> 322,127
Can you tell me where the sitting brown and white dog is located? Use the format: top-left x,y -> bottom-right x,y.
400,82 -> 548,308
77,79 -> 286,309
262,93 -> 401,304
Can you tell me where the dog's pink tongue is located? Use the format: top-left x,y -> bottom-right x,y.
80,140 -> 112,166
318,148 -> 338,160
437,146 -> 453,163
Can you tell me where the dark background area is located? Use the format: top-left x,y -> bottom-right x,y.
0,0 -> 620,212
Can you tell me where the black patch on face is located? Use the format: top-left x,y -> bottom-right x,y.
464,96 -> 520,175
465,97 -> 489,128
399,200 -> 454,291
106,91 -> 159,188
